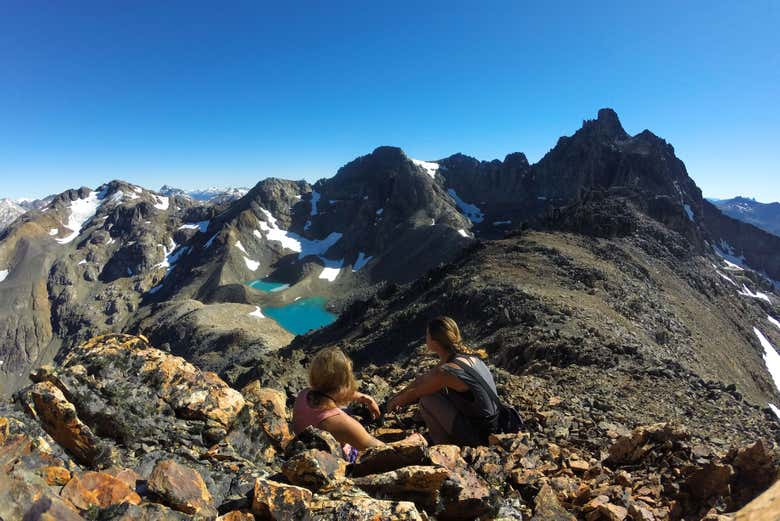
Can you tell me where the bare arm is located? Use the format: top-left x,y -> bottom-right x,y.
319,412 -> 384,450
386,366 -> 468,412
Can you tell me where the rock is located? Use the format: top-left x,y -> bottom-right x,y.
568,457 -> 589,473
283,426 -> 343,459
28,380 -> 108,466
735,478 -> 780,520
18,497 -> 84,521
351,437 -> 429,477
0,417 -> 8,444
217,511 -> 255,521
239,382 -> 291,446
437,459 -> 495,520
628,501 -> 655,521
353,465 -> 450,496
282,448 -> 347,491
531,483 -> 576,521
60,471 -> 142,510
428,445 -> 462,471
598,502 -> 628,521
685,463 -> 733,499
728,439 -> 778,504
308,494 -> 424,520
251,478 -> 312,520
605,423 -> 687,465
88,502 -> 192,520
39,465 -> 71,485
147,459 -> 216,517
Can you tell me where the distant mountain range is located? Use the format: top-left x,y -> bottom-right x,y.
709,196 -> 780,237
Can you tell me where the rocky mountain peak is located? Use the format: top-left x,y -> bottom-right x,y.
580,107 -> 629,141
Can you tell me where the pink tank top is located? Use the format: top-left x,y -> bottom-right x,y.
292,389 -> 343,435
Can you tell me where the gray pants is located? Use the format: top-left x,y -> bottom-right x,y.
419,391 -> 483,447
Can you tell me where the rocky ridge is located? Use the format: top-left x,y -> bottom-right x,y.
1,333 -> 778,520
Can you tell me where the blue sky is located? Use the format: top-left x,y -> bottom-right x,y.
1,1 -> 778,201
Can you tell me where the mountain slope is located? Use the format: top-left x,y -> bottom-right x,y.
711,196 -> 780,237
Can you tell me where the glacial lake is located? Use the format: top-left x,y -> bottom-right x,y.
262,297 -> 337,335
247,279 -> 289,292
246,279 -> 336,335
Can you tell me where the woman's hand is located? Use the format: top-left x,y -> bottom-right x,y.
354,392 -> 381,419
386,394 -> 404,413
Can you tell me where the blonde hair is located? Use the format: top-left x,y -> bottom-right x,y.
427,316 -> 487,359
308,346 -> 357,403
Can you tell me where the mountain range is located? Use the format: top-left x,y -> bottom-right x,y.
0,109 -> 778,520
710,196 -> 780,238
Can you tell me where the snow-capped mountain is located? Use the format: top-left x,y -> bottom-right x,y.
159,185 -> 249,204
0,198 -> 26,231
710,196 -> 780,237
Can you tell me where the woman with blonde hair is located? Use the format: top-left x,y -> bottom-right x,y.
386,316 -> 499,446
292,346 -> 383,458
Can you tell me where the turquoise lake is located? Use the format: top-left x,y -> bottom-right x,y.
262,297 -> 337,335
247,279 -> 289,292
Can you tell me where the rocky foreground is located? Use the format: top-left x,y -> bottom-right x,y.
1,334 -> 778,520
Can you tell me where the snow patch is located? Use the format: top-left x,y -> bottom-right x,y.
235,240 -> 247,254
755,327 -> 780,396
249,306 -> 265,318
376,208 -> 384,215
132,186 -> 143,194
411,158 -> 440,179
769,316 -> 780,331
738,284 -> 772,304
78,260 -> 87,265
0,269 -> 8,282
716,271 -> 737,286
493,220 -> 512,226
447,189 -> 484,223
257,208 -> 343,258
154,196 -> 169,211
769,404 -> 780,420
154,240 -> 187,272
714,240 -> 746,270
310,191 -> 320,216
178,220 -> 210,233
458,229 -> 470,238
56,189 -> 105,244
352,252 -> 373,272
49,228 -> 58,236
244,257 -> 260,271
683,204 -> 695,221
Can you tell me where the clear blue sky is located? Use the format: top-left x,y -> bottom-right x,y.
1,1 -> 778,201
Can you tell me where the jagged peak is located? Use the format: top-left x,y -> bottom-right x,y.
581,107 -> 629,141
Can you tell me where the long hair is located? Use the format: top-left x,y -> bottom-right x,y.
308,346 -> 357,404
427,316 -> 487,359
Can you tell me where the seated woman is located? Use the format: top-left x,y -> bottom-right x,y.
386,316 -> 499,446
292,346 -> 383,459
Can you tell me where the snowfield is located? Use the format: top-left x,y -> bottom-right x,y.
0,269 -> 8,282
447,189 -> 484,223
56,189 -> 105,244
154,196 -> 170,211
754,327 -> 780,419
178,220 -> 210,233
411,158 -> 440,179
249,306 -> 265,318
352,252 -> 373,272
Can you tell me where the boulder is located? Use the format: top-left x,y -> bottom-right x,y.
60,471 -> 142,510
251,478 -> 312,520
147,459 -> 216,517
240,381 -> 290,445
283,426 -> 343,459
29,380 -> 108,466
353,465 -> 450,495
530,483 -> 575,521
605,423 -> 687,466
351,437 -> 429,477
735,478 -> 780,520
685,463 -> 733,499
308,494 -> 424,520
39,465 -> 71,486
282,448 -> 347,491
218,511 -> 256,521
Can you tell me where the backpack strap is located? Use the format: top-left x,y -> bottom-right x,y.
449,356 -> 503,409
